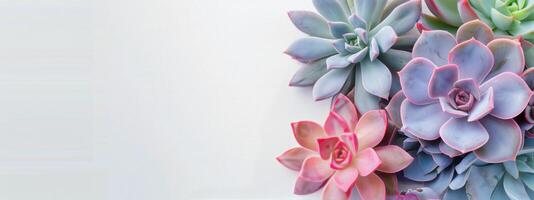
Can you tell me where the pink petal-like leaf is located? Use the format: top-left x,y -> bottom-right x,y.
322,179 -> 350,200
294,176 -> 327,195
457,0 -> 479,23
475,116 -> 523,163
354,110 -> 388,150
375,145 -> 414,173
480,72 -> 531,119
401,100 -> 451,140
355,173 -> 386,200
439,118 -> 489,153
385,91 -> 406,128
292,121 -> 326,151
354,148 -> 382,176
340,133 -> 358,154
324,111 -> 350,136
299,156 -> 334,182
398,57 -> 437,105
333,164 -> 359,192
317,137 -> 339,160
428,64 -> 459,98
277,147 -> 316,171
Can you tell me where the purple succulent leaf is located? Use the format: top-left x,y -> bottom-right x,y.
423,143 -> 441,154
448,38 -> 494,84
398,57 -> 437,105
455,20 -> 494,45
347,47 -> 368,63
289,59 -> 328,87
485,39 -> 525,80
429,64 -> 459,98
439,141 -> 463,157
428,167 -> 454,194
354,0 -> 387,28
312,0 -> 348,23
449,167 -> 472,190
454,78 -> 481,100
312,66 -> 352,101
401,100 -> 450,140
455,152 -> 477,174
503,173 -> 530,200
371,0 -> 421,36
378,49 -> 412,71
403,153 -> 439,182
465,165 -> 505,200
361,59 -> 392,99
285,37 -> 336,63
288,11 -> 334,39
439,118 -> 489,153
431,153 -> 453,170
354,67 -> 380,113
413,30 -> 456,66
474,116 -> 523,163
467,87 -> 494,122
439,97 -> 469,117
480,72 -> 531,119
425,0 -> 462,26
326,54 -> 351,69
443,188 -> 468,200
457,0 -> 479,23
503,161 -> 519,179
348,13 -> 367,29
328,22 -> 353,39
374,26 -> 397,53
369,38 -> 380,61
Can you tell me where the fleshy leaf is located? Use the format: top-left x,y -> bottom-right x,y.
312,0 -> 348,23
277,147 -> 316,171
398,57 -> 437,105
324,111 -> 350,136
347,47 -> 368,63
440,141 -> 462,157
361,59 -> 392,99
333,164 -> 359,192
467,87 -> 494,122
439,118 -> 489,153
354,67 -> 380,113
369,38 -> 380,61
294,176 -> 328,195
329,22 -> 353,39
465,165 -> 505,200
354,110 -> 387,150
313,66 -> 352,101
327,54 -> 352,69
491,8 -> 514,31
448,38 -> 494,83
504,161 -> 519,179
486,39 -> 526,80
480,72 -> 531,119
331,94 -> 358,131
503,173 -> 530,200
401,100 -> 450,140
299,156 -> 333,182
289,59 -> 328,87
317,137 -> 340,159
292,121 -> 326,151
286,37 -> 336,63
449,167 -> 471,190
371,0 -> 422,36
454,78 -> 481,100
385,91 -> 406,128
355,173 -> 386,200
340,133 -> 358,154
429,167 -> 455,194
413,30 -> 457,66
375,145 -> 414,173
322,179 -> 349,200
455,152 -> 478,174
425,0 -> 462,26
349,14 -> 367,29
457,0 -> 479,23
355,0 -> 387,27
288,11 -> 334,39
373,26 -> 398,53
403,153 -> 438,181
429,64 -> 459,98
475,116 -> 522,163
354,148 -> 381,176
456,20 -> 494,44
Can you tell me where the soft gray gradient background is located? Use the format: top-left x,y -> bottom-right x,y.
0,0 -> 334,199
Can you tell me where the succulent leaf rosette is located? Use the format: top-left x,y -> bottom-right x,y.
398,20 -> 532,163
285,0 -> 421,113
421,0 -> 534,43
276,94 -> 413,200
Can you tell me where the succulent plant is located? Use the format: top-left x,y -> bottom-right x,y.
398,20 -> 531,163
519,68 -> 534,137
420,0 -> 534,42
276,94 -> 413,199
285,0 -> 421,113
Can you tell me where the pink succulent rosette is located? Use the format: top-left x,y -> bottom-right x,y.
277,94 -> 413,200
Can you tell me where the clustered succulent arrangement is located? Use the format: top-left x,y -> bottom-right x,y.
278,0 -> 534,199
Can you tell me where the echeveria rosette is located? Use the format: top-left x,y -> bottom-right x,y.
276,94 -> 414,200
420,0 -> 534,42
285,0 -> 422,113
398,20 -> 531,163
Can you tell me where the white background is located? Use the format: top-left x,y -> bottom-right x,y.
0,0 -> 335,199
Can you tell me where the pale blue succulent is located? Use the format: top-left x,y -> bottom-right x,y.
397,20 -> 531,164
285,0 -> 421,113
